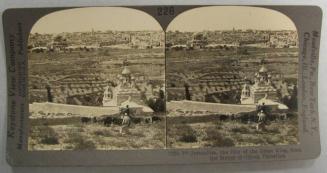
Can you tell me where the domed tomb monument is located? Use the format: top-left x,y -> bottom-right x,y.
102,60 -> 147,108
240,63 -> 278,104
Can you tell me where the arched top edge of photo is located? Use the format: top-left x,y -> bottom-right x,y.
166,6 -> 297,33
30,7 -> 164,35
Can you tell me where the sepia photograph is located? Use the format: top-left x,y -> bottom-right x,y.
2,4 -> 324,167
166,6 -> 299,148
27,7 -> 166,150
27,6 -> 300,151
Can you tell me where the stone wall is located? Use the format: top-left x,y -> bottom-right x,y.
30,102 -> 120,118
167,100 -> 256,116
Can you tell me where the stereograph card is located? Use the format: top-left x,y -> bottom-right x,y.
2,5 -> 322,166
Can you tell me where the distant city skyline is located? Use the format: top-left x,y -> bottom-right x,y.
167,6 -> 297,32
30,28 -> 296,35
166,29 -> 296,32
30,30 -> 163,34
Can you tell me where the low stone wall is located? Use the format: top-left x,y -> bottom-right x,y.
167,100 -> 256,116
29,102 -> 120,118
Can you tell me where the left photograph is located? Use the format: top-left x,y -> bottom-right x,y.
27,7 -> 166,150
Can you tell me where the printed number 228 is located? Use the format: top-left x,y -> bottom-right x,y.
157,6 -> 175,16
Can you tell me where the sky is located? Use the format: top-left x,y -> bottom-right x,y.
31,6 -> 297,34
30,7 -> 162,34
167,6 -> 297,31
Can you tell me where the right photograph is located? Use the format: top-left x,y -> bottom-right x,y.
166,6 -> 299,148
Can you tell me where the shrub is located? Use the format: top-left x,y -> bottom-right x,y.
176,124 -> 197,143
204,128 -> 221,140
179,134 -> 197,143
204,128 -> 235,147
212,137 -> 235,147
214,121 -> 224,129
40,136 -> 59,145
33,125 -> 60,145
100,49 -> 111,56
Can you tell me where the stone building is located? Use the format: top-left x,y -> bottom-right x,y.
240,64 -> 278,104
102,60 -> 153,114
191,32 -> 208,49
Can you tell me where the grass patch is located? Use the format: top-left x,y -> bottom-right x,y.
231,126 -> 250,134
266,127 -> 280,134
265,135 -> 283,145
92,129 -> 112,137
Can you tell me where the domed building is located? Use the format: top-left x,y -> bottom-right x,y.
240,64 -> 278,105
102,60 -> 153,114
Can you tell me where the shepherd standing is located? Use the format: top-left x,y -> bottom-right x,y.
256,110 -> 266,131
120,105 -> 131,134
